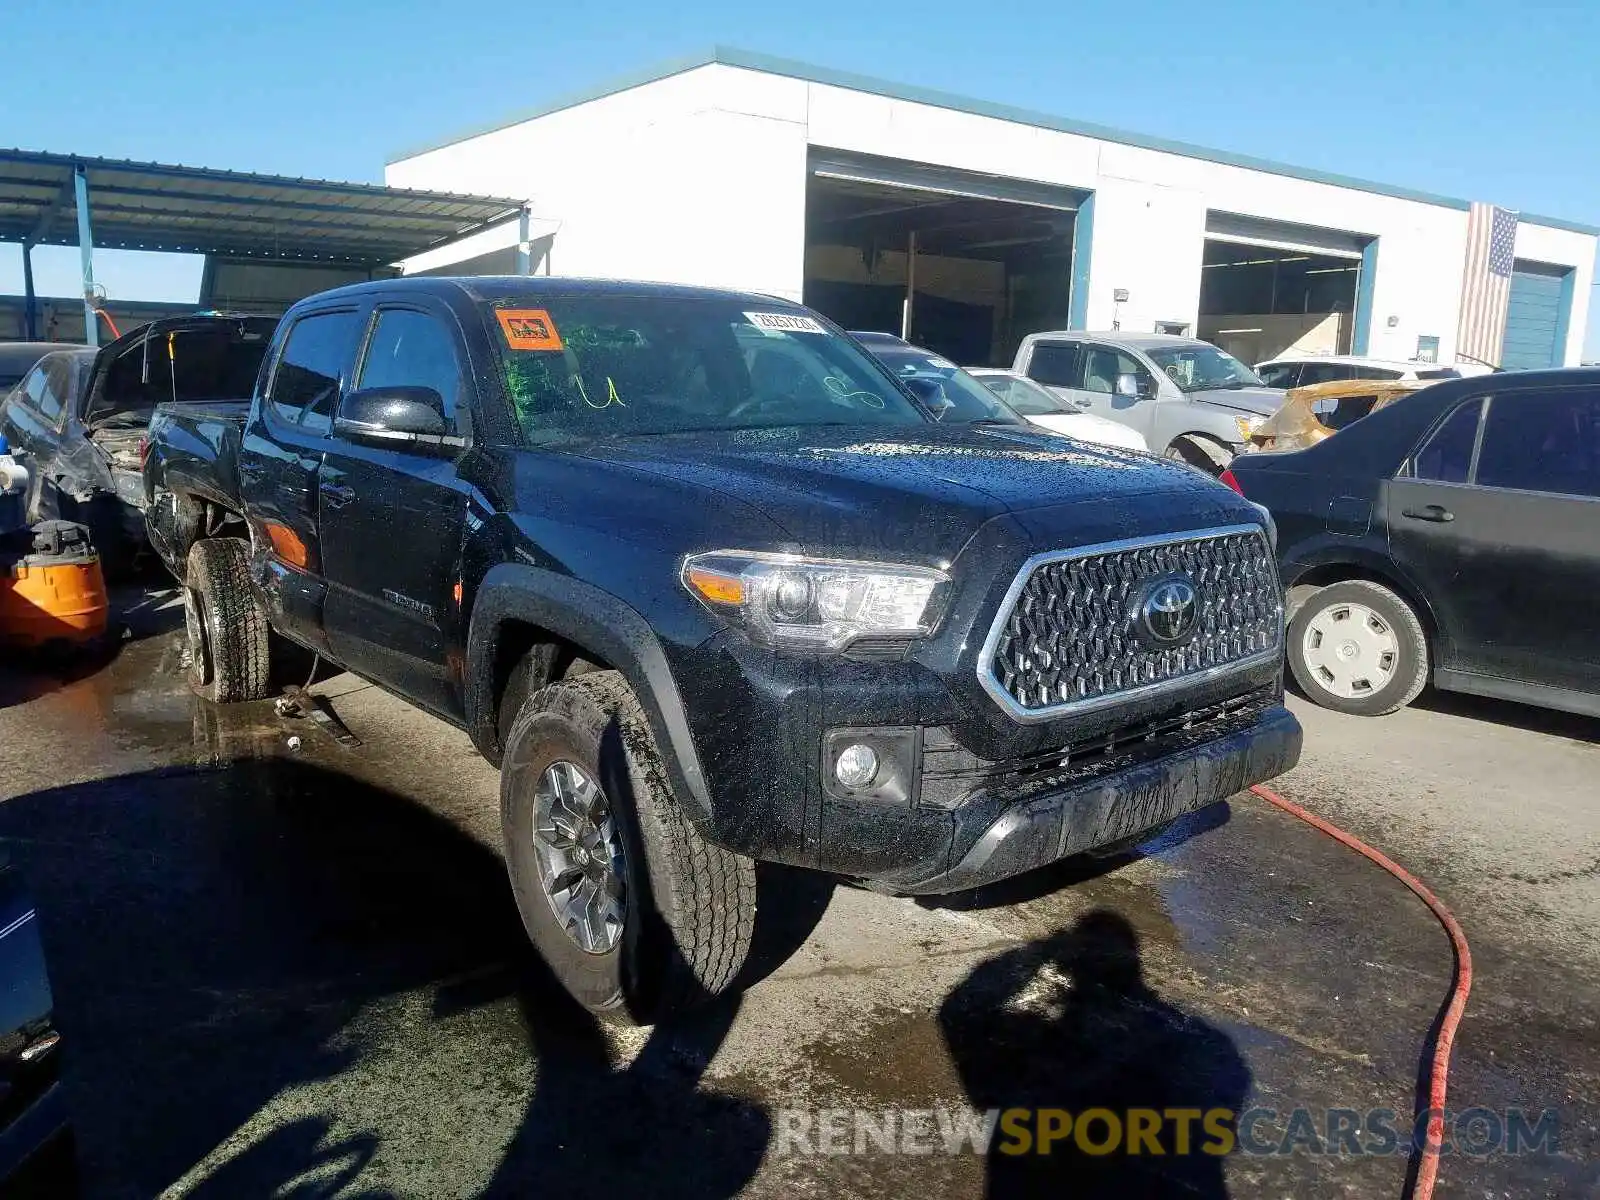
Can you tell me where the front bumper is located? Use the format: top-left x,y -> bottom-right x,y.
883,701 -> 1301,894
670,623 -> 1298,892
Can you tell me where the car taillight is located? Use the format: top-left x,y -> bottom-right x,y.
137,436 -> 150,467
1219,468 -> 1243,494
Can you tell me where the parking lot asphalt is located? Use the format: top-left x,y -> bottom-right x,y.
0,581 -> 1596,1199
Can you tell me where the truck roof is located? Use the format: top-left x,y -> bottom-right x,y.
1020,330 -> 1209,351
291,275 -> 810,310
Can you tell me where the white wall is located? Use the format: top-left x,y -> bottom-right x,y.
389,62 -> 1596,366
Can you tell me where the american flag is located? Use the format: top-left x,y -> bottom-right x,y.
1456,202 -> 1518,367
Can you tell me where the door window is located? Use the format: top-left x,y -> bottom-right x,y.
1025,343 -> 1081,388
1257,363 -> 1301,388
1298,362 -> 1356,385
1474,389 -> 1600,499
1351,366 -> 1405,381
1080,346 -> 1146,395
357,309 -> 465,425
1410,399 -> 1483,483
267,310 -> 361,434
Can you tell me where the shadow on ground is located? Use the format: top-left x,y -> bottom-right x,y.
1409,687 -> 1599,743
0,758 -> 785,1198
940,909 -> 1251,1198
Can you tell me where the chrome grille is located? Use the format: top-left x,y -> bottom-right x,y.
979,527 -> 1282,721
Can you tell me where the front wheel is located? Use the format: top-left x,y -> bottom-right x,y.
500,670 -> 755,1024
1287,579 -> 1429,716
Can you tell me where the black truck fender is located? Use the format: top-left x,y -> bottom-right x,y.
465,562 -> 714,827
143,473 -> 244,581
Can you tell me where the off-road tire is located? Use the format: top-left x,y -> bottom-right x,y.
1287,579 -> 1429,716
500,669 -> 756,1024
184,537 -> 271,703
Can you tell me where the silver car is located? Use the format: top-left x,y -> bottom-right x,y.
1011,332 -> 1285,469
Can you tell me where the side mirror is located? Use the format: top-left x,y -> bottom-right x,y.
334,386 -> 456,448
903,376 -> 952,417
1115,372 -> 1153,400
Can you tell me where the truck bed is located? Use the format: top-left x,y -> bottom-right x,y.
142,399 -> 252,575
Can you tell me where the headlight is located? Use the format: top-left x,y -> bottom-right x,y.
1234,415 -> 1266,442
681,550 -> 949,650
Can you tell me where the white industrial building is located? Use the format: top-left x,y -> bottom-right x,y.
387,48 -> 1595,372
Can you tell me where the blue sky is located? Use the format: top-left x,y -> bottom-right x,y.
6,0 -> 1598,356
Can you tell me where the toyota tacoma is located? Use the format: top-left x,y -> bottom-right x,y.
143,277 -> 1301,1023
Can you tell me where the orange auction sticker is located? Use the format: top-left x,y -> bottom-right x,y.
496,308 -> 563,351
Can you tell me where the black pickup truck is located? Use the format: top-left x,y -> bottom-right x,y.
144,277 -> 1301,1023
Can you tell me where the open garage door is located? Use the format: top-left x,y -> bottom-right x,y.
1198,212 -> 1371,365
804,150 -> 1084,366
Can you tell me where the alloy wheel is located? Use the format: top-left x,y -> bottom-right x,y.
530,760 -> 625,954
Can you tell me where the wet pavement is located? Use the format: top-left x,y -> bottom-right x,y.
0,581 -> 1596,1198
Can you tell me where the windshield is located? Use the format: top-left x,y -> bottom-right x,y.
971,372 -> 1068,417
487,297 -> 928,444
862,348 -> 1024,426
1145,344 -> 1266,392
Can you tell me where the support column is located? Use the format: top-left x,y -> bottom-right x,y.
73,164 -> 99,347
516,206 -> 532,276
901,229 -> 917,340
21,241 -> 37,341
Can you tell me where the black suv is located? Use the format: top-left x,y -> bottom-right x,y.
144,278 -> 1301,1023
1228,369 -> 1600,718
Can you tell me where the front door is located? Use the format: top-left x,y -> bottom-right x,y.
1077,342 -> 1158,441
1387,385 -> 1600,691
318,304 -> 475,719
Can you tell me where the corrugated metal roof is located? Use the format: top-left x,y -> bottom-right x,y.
0,149 -> 526,265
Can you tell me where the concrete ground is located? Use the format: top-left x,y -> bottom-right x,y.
0,582 -> 1595,1198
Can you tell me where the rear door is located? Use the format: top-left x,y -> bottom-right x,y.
1020,341 -> 1086,411
239,305 -> 367,655
1387,385 -> 1600,690
4,357 -> 76,519
317,301 -> 475,719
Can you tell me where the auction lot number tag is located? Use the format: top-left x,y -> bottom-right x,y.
744,311 -> 826,335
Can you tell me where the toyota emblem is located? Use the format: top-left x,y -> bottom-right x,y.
1133,575 -> 1200,649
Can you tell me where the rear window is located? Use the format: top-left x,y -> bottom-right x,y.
486,297 -> 926,445
97,322 -> 273,419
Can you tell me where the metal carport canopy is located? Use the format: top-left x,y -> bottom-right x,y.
0,148 -> 528,344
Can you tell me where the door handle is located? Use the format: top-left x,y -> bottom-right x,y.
1401,504 -> 1454,523
319,481 -> 357,509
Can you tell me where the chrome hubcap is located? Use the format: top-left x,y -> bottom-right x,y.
531,760 -> 624,954
1302,601 -> 1399,699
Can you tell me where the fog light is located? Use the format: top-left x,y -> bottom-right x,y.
834,743 -> 879,790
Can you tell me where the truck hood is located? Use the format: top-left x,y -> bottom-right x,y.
1188,385 -> 1285,417
569,423 -> 1219,564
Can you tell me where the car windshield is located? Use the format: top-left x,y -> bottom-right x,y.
862,348 -> 1025,426
971,372 -> 1068,417
487,297 -> 929,444
1146,344 -> 1265,392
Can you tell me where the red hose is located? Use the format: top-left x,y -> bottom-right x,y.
1249,783 -> 1472,1200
